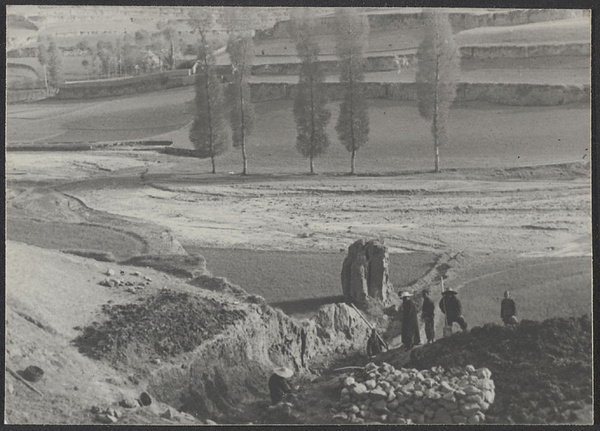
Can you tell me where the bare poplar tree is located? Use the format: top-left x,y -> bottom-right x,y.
225,10 -> 255,175
334,8 -> 370,175
37,43 -> 49,92
291,8 -> 331,175
188,8 -> 230,174
416,9 -> 460,173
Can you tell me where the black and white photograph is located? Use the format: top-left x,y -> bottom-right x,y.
5,5 -> 593,425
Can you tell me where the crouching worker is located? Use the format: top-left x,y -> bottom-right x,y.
267,367 -> 302,423
367,328 -> 387,358
500,290 -> 518,325
269,367 -> 296,405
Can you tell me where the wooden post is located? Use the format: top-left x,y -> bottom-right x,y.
350,303 -> 388,349
6,367 -> 44,397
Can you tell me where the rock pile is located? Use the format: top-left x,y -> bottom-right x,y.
336,362 -> 495,424
98,269 -> 152,293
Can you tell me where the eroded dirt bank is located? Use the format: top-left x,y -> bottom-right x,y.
5,151 -> 592,424
5,240 -> 375,424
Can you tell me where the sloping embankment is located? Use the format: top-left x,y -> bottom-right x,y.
144,291 -> 371,420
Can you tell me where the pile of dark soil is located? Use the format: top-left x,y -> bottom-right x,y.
406,314 -> 592,424
74,290 -> 246,366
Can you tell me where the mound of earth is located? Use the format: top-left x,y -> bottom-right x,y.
74,290 -> 247,369
405,315 -> 592,424
121,254 -> 208,279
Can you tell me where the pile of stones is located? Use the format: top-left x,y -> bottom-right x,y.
336,362 -> 495,424
98,269 -> 152,293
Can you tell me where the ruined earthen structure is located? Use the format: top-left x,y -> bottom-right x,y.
341,239 -> 393,305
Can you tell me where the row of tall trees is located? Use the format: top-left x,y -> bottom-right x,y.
189,8 -> 459,175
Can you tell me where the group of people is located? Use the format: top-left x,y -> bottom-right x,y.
397,286 -> 469,350
405,287 -> 519,348
270,287 -> 519,407
369,286 -> 519,354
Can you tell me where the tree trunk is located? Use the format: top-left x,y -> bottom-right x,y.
310,156 -> 314,174
350,150 -> 356,175
211,156 -> 216,174
241,138 -> 248,175
434,52 -> 440,173
43,65 -> 49,93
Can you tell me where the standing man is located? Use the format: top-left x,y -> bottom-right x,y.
500,290 -> 518,325
399,291 -> 421,350
439,287 -> 468,332
421,289 -> 435,343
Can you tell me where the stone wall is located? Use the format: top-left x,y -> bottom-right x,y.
335,361 -> 495,424
460,42 -> 590,60
251,54 -> 416,76
249,81 -> 590,106
57,70 -> 195,99
251,41 -> 588,77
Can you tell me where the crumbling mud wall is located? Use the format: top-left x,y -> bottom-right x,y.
341,239 -> 394,305
145,292 -> 371,420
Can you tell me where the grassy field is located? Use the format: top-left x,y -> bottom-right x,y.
6,217 -> 147,261
186,246 -> 438,306
169,98 -> 590,174
8,89 -> 589,173
457,256 -> 591,327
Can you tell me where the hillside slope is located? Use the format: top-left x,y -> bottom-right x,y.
5,240 -> 373,424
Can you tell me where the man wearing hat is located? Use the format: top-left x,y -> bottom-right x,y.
439,287 -> 468,331
500,290 -> 518,325
421,289 -> 435,343
268,367 -> 295,405
399,291 -> 421,350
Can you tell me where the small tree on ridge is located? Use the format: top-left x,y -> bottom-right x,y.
291,8 -> 331,175
225,10 -> 255,175
189,13 -> 230,174
416,9 -> 459,173
334,8 -> 370,175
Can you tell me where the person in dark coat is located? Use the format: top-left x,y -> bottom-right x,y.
367,328 -> 387,357
439,288 -> 468,331
500,290 -> 518,325
421,289 -> 435,343
400,291 -> 421,349
268,367 -> 294,405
